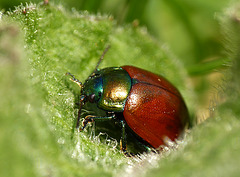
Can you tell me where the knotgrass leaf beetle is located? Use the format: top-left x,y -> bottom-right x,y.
67,46 -> 190,156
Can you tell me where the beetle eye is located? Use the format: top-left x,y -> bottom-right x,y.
89,94 -> 95,103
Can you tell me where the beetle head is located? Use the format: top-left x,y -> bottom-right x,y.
82,74 -> 103,104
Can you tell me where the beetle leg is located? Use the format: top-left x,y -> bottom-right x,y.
66,72 -> 83,88
120,120 -> 131,156
79,115 -> 94,131
79,114 -> 116,131
76,95 -> 85,128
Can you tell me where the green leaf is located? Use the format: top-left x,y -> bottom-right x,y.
1,2 -> 194,177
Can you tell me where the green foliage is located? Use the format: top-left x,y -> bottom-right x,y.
0,2 -> 192,176
1,1 -> 240,177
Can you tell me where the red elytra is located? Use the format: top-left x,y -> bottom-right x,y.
122,66 -> 189,149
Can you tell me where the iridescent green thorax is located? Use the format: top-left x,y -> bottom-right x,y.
83,67 -> 132,112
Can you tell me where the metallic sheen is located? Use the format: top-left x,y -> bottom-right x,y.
98,67 -> 132,112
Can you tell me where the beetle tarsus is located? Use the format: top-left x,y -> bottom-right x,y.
79,116 -> 94,131
120,143 -> 133,157
66,72 -> 83,88
123,151 -> 133,157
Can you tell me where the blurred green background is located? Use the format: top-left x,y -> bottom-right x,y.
1,0 -> 239,177
0,0 -> 229,67
0,0 -> 230,112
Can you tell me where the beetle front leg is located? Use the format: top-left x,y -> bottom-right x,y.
79,115 -> 94,131
66,72 -> 83,88
79,114 -> 116,131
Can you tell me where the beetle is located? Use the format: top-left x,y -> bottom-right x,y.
67,46 -> 189,155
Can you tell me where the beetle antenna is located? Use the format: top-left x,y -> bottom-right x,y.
76,95 -> 85,129
66,72 -> 83,88
92,45 -> 111,74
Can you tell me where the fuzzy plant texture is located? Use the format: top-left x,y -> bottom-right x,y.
0,2 -> 240,177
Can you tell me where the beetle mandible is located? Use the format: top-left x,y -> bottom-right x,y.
67,46 -> 189,155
